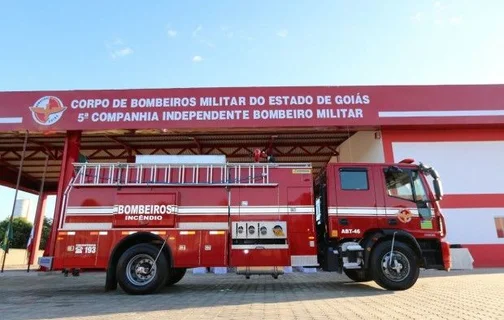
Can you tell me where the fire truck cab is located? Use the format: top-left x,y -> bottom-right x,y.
41,155 -> 450,295
314,159 -> 450,290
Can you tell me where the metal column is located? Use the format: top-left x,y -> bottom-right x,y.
1,130 -> 28,273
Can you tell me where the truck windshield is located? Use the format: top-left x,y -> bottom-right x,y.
384,169 -> 428,202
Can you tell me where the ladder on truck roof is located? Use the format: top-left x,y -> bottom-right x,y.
71,162 -> 312,187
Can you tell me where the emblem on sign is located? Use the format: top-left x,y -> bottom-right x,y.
29,96 -> 67,126
397,209 -> 413,223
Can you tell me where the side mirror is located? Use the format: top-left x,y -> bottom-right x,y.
433,179 -> 443,201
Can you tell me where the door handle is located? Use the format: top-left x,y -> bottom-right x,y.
388,218 -> 397,225
339,218 -> 349,225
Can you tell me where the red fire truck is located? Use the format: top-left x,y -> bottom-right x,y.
39,155 -> 451,295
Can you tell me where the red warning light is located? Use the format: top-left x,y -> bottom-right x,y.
399,158 -> 415,164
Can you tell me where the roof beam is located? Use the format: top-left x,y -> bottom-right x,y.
13,134 -> 58,160
105,135 -> 143,156
192,137 -> 202,154
0,159 -> 43,192
0,139 -> 347,153
106,135 -> 130,150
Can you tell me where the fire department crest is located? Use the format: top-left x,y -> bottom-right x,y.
29,96 -> 67,126
397,209 -> 413,223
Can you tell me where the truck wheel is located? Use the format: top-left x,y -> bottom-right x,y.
166,268 -> 187,286
370,240 -> 419,291
116,243 -> 168,295
343,269 -> 372,282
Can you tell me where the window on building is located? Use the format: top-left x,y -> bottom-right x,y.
339,168 -> 369,190
495,217 -> 504,238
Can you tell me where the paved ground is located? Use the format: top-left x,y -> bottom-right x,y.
0,268 -> 503,320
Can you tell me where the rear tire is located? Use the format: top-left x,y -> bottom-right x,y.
343,269 -> 372,282
166,268 -> 187,286
370,240 -> 419,290
116,243 -> 168,295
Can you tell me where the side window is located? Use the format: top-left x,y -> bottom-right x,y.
384,169 -> 414,201
339,168 -> 369,190
412,172 -> 428,202
384,168 -> 429,202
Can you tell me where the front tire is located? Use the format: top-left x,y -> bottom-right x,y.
166,268 -> 187,286
370,240 -> 419,290
343,269 -> 372,282
116,243 -> 168,295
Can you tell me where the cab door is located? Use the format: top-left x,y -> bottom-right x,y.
379,166 -> 435,234
333,166 -> 378,239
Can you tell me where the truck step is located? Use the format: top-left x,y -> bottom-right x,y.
346,245 -> 364,252
341,242 -> 364,252
343,262 -> 362,269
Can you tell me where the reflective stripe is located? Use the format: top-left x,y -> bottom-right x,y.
65,205 -> 314,215
150,231 -> 166,235
120,231 -> 137,235
62,223 -> 113,230
231,244 -> 288,249
328,207 -> 419,216
291,255 -> 318,266
66,207 -> 115,215
178,222 -> 228,230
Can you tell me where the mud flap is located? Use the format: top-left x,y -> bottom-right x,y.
322,247 -> 341,272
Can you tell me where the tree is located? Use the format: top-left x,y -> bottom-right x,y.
39,217 -> 52,250
0,216 -> 53,251
0,217 -> 32,249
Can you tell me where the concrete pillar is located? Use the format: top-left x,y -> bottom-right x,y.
43,131 -> 81,261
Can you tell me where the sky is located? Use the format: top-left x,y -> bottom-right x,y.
0,0 -> 503,93
0,1 -> 503,221
0,187 -> 56,223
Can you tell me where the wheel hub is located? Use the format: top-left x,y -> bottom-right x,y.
126,254 -> 157,286
381,251 -> 410,282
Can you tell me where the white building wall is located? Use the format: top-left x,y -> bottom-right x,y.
13,199 -> 30,219
392,141 -> 504,194
330,131 -> 384,163
391,141 -> 504,245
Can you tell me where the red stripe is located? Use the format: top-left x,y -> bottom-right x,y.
442,194 -> 504,209
382,135 -> 394,162
461,244 -> 504,267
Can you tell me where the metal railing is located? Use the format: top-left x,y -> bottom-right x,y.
71,162 -> 312,187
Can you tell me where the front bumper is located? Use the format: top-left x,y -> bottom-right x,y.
441,240 -> 452,270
